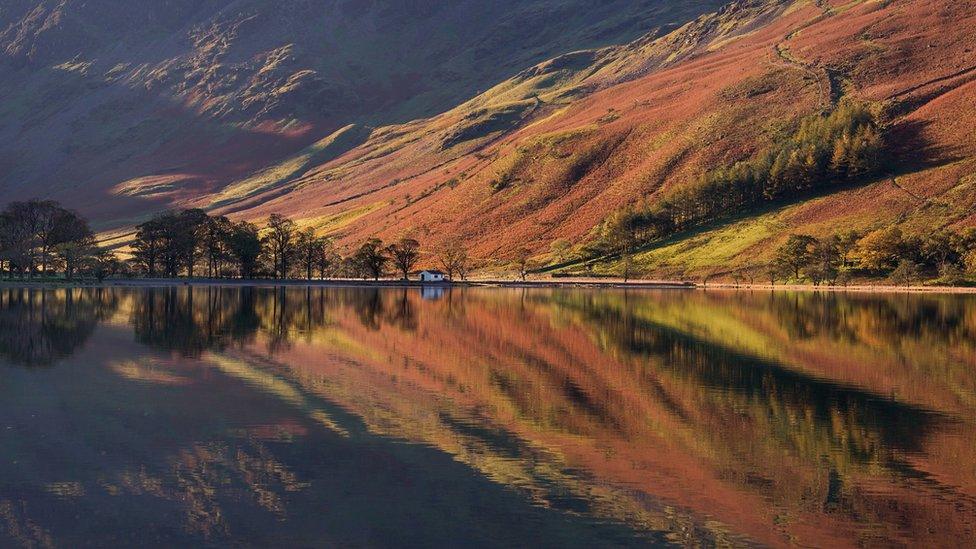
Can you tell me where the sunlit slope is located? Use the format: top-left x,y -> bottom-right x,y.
209,0 -> 975,274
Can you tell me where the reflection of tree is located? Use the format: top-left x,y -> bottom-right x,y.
0,287 -> 118,367
341,288 -> 419,332
385,289 -> 417,332
768,292 -> 976,347
351,288 -> 383,330
130,287 -> 341,356
132,287 -> 262,357
263,287 -> 293,353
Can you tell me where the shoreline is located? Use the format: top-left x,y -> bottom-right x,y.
0,277 -> 975,294
106,278 -> 697,290
700,283 -> 976,294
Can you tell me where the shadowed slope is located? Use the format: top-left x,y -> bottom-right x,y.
0,0 -> 723,227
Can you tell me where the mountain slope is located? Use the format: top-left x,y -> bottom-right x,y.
198,0 -> 974,277
0,0 -> 723,226
4,0 -> 975,278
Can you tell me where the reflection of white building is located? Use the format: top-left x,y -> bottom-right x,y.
421,287 -> 446,301
419,270 -> 447,283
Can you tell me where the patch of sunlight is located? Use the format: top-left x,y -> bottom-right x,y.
301,202 -> 384,235
307,328 -> 381,361
632,300 -> 785,363
53,59 -> 94,75
112,174 -> 194,198
209,124 -> 370,208
636,214 -> 785,271
104,63 -> 131,80
206,353 -> 349,437
45,482 -> 85,498
110,358 -> 189,386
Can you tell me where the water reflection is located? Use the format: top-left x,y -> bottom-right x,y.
1,286 -> 975,547
0,287 -> 118,366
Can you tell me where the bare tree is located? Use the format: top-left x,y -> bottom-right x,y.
515,247 -> 532,281
317,238 -> 338,280
456,253 -> 471,281
263,214 -> 296,279
387,237 -> 421,280
296,228 -> 324,280
437,239 -> 469,280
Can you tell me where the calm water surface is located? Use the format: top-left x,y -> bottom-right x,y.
1,286 -> 975,547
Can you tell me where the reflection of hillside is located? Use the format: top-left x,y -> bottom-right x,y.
576,300 -> 946,463
224,288 -> 976,547
0,318 -> 660,547
0,288 -> 119,367
219,290 -> 788,544
607,291 -> 976,414
70,285 -> 976,546
14,286 -> 976,545
550,290 -> 976,543
553,290 -> 976,492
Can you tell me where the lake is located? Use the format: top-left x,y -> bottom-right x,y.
0,286 -> 974,547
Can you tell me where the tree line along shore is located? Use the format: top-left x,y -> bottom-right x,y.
0,201 -> 475,282
2,199 -> 975,288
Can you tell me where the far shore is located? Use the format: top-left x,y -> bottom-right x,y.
1,277 -> 975,294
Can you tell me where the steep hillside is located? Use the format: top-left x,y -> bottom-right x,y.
194,0 -> 973,278
4,0 -> 975,279
0,0 -> 722,226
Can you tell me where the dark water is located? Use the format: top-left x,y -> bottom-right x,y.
1,286 -> 975,547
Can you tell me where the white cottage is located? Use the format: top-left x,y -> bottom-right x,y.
418,270 -> 447,282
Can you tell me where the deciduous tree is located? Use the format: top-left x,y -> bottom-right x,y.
437,240 -> 469,280
296,228 -> 324,280
387,237 -> 421,280
263,214 -> 296,279
856,227 -> 903,272
353,238 -> 388,280
227,221 -> 262,279
775,234 -> 818,281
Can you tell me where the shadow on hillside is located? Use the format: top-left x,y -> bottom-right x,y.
0,64 -> 325,229
887,118 -> 966,171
